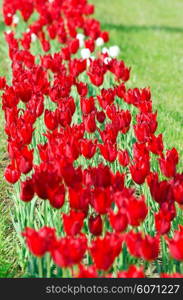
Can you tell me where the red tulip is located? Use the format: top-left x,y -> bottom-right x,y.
85,164 -> 112,188
159,148 -> 179,178
126,231 -> 160,261
88,59 -> 105,87
96,111 -> 106,123
167,226 -> 183,261
100,31 -> 109,42
80,139 -> 96,159
85,39 -> 95,52
148,134 -> 164,155
89,73 -> 104,86
0,76 -> 6,90
20,178 -> 34,202
160,201 -> 176,221
147,172 -> 171,204
41,39 -> 50,52
76,82 -> 88,97
90,233 -> 123,271
69,187 -> 90,213
44,109 -> 58,131
130,159 -> 150,185
69,38 -> 79,54
134,123 -> 152,143
109,209 -> 128,232
81,96 -> 95,114
16,147 -> 34,174
4,162 -> 20,184
99,123 -> 118,144
84,4 -> 95,15
112,171 -> 125,191
83,112 -> 96,133
61,46 -> 70,60
125,231 -> 142,258
110,59 -> 130,81
75,264 -> 98,278
22,227 -> 56,257
88,215 -> 103,236
51,235 -> 87,268
155,211 -> 171,235
92,187 -> 112,214
115,110 -> 131,134
62,210 -> 85,236
172,174 -> 183,204
133,142 -> 149,160
118,149 -> 130,167
33,164 -> 59,200
70,59 -> 87,77
48,184 -> 65,209
99,142 -> 117,162
161,273 -> 183,278
117,265 -> 145,278
125,195 -> 148,227
60,162 -> 82,188
140,235 -> 160,261
115,83 -> 126,99
15,82 -> 32,103
100,88 -> 115,107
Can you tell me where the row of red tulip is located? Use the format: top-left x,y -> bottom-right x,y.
1,0 -> 183,277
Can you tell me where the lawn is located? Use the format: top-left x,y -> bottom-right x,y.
91,0 -> 183,166
0,0 -> 183,276
0,2 -> 17,277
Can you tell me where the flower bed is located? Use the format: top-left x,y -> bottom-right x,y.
0,0 -> 183,278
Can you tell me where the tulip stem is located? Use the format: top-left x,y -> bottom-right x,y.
44,200 -> 48,226
38,258 -> 43,278
46,254 -> 51,278
102,214 -> 107,237
161,237 -> 168,273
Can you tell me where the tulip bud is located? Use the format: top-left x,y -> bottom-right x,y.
89,215 -> 103,236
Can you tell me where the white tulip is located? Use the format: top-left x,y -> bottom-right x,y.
87,56 -> 95,67
79,39 -> 85,48
104,57 -> 112,65
31,33 -> 37,42
109,45 -> 120,58
77,33 -> 85,48
81,48 -> 91,59
13,15 -> 19,25
76,33 -> 85,41
96,37 -> 104,47
102,47 -> 110,55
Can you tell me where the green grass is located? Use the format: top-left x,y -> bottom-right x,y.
0,2 -> 18,277
0,0 -> 183,276
91,0 -> 183,166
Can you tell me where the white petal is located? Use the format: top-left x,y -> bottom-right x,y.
104,57 -> 112,65
96,37 -> 104,47
81,48 -> 91,59
109,45 -> 120,58
76,33 -> 85,41
102,47 -> 110,55
13,15 -> 19,24
31,33 -> 37,42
